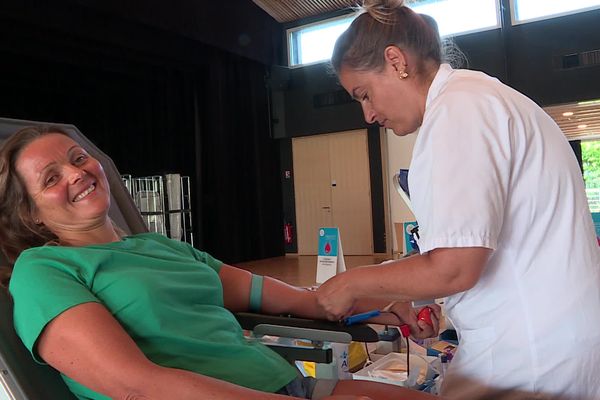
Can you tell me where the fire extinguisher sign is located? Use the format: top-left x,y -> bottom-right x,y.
316,227 -> 346,284
284,222 -> 293,245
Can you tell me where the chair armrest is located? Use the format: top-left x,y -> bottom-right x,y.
235,312 -> 380,343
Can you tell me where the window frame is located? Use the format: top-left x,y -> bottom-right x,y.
286,0 -> 502,68
510,0 -> 600,25
286,12 -> 357,68
410,0 -> 501,38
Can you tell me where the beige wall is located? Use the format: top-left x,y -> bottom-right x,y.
385,128 -> 417,254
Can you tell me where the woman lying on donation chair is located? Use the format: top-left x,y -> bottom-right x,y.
0,126 -> 441,400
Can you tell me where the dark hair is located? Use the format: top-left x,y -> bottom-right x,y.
0,126 -> 69,285
331,0 -> 442,76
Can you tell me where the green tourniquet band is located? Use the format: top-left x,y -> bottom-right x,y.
249,274 -> 263,313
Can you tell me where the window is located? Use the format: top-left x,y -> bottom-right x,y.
410,0 -> 500,37
582,140 -> 600,239
542,100 -> 600,229
511,0 -> 600,24
288,14 -> 355,67
583,141 -> 600,212
287,0 -> 500,67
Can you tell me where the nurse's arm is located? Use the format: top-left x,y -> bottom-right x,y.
36,302 -> 295,400
219,264 -> 423,328
340,247 -> 491,301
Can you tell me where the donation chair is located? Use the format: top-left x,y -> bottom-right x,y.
0,117 -> 381,399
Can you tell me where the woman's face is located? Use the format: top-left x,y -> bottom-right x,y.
338,62 -> 426,136
15,133 -> 111,236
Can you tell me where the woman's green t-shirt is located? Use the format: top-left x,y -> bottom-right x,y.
9,233 -> 297,399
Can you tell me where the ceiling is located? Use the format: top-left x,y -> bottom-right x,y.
544,100 -> 600,141
252,0 -> 355,23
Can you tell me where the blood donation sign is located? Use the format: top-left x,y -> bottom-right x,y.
316,227 -> 346,284
592,212 -> 600,240
403,221 -> 418,253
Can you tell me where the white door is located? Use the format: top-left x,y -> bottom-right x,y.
292,134 -> 332,255
293,130 -> 373,255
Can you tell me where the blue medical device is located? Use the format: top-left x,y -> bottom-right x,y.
343,310 -> 381,326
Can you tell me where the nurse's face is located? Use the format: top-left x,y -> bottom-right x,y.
15,133 -> 112,237
338,60 -> 426,136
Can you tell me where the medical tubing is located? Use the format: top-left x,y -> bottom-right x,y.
343,310 -> 381,326
405,334 -> 410,377
384,308 -> 412,378
249,274 -> 263,313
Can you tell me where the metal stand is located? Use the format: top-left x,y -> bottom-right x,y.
122,174 -> 194,245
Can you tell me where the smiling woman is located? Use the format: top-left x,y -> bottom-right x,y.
0,126 -> 119,263
0,124 -> 440,400
14,132 -> 117,248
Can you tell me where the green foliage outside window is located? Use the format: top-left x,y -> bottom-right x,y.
582,140 -> 600,212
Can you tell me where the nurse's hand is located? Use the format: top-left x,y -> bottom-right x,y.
414,304 -> 441,339
389,302 -> 442,339
315,272 -> 357,321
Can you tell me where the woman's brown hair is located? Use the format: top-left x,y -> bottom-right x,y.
0,126 -> 67,287
331,0 -> 443,76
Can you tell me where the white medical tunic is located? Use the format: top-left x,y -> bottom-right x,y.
410,64 -> 600,400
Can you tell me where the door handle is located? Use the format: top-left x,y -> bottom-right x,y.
321,206 -> 331,209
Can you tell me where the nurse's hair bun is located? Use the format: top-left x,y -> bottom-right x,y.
362,0 -> 406,24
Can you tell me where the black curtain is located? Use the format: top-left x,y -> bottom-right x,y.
0,15 -> 284,264
194,52 -> 284,263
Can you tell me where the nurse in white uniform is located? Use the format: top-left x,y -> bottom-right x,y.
316,1 -> 600,399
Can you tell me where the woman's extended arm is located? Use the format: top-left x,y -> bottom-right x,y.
218,264 -> 439,339
37,302 -> 296,400
219,264 -> 318,316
